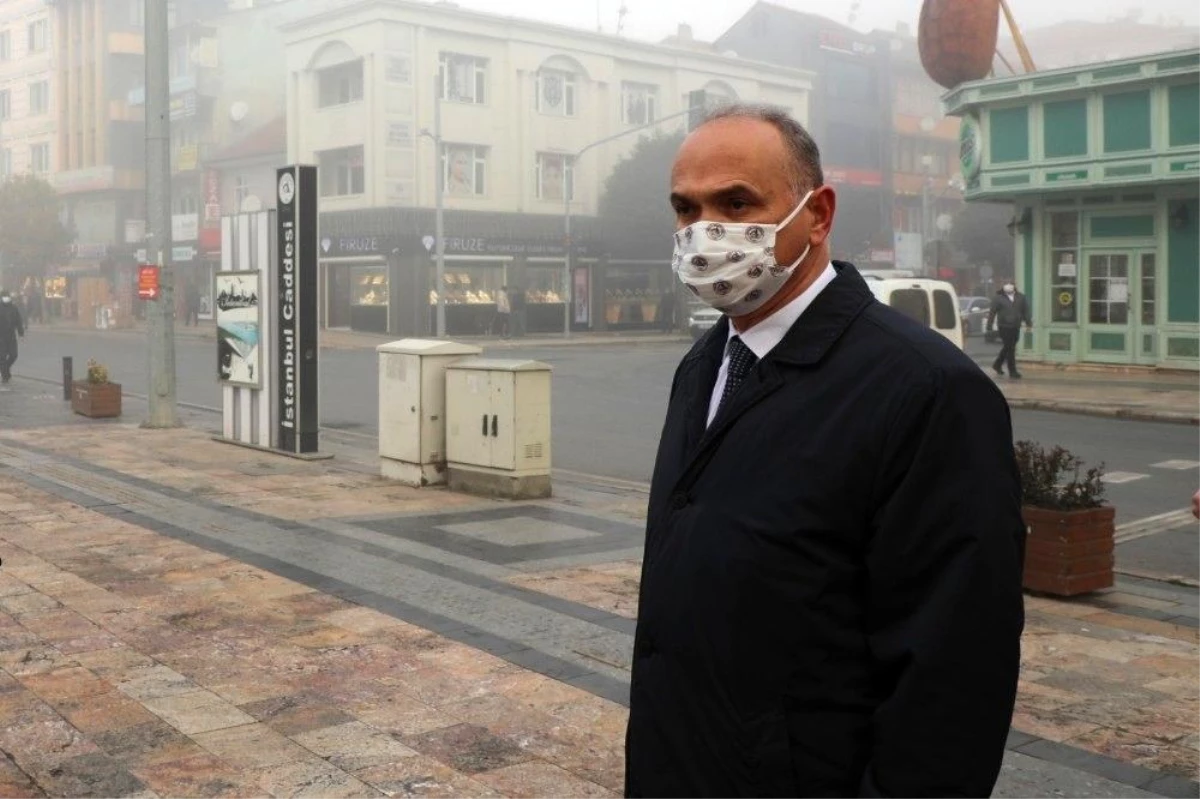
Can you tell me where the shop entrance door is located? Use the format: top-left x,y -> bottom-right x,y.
1083,251 -> 1157,364
326,264 -> 351,329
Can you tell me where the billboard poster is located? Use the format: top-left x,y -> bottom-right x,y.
275,165 -> 320,454
216,271 -> 262,388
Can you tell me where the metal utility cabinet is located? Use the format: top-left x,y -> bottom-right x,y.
445,358 -> 552,499
377,339 -> 482,486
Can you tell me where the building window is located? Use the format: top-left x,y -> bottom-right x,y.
318,146 -> 365,197
170,42 -> 190,81
28,81 -> 49,115
30,143 -> 50,174
0,90 -> 9,121
621,82 -> 657,126
1049,212 -> 1079,323
535,153 -> 574,201
442,145 -> 486,196
0,31 -> 10,61
536,69 -> 576,117
234,175 -> 250,209
439,53 -> 487,104
129,0 -> 145,27
317,60 -> 364,108
27,19 -> 48,53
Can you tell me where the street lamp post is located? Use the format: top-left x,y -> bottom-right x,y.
419,75 -> 446,337
561,104 -> 702,337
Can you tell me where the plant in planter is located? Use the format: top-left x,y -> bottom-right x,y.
71,359 -> 122,418
1015,440 -> 1112,596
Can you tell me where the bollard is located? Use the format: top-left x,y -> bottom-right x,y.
62,356 -> 72,401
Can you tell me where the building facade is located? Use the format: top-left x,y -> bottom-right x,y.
282,0 -> 813,336
945,49 -> 1199,370
880,27 -> 965,275
716,2 -> 892,263
0,0 -> 56,180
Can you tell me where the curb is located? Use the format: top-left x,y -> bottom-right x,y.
1115,567 -> 1200,589
1005,398 -> 1199,426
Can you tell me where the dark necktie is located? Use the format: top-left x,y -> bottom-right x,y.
715,336 -> 757,421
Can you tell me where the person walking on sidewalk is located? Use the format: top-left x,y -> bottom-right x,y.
0,290 -> 25,384
493,285 -> 511,338
987,280 -> 1032,378
626,104 -> 1025,798
184,280 -> 201,327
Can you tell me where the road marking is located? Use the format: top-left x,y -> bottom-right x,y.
1115,509 -> 1196,544
1102,471 -> 1150,485
1152,460 -> 1200,470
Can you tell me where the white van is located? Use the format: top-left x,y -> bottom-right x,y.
864,277 -> 964,350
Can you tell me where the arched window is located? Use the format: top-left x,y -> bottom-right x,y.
535,55 -> 587,117
310,41 -> 363,109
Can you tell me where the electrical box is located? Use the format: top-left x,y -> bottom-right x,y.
377,338 -> 482,486
445,358 -> 552,499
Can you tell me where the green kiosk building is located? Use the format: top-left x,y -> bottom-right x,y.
945,49 -> 1199,370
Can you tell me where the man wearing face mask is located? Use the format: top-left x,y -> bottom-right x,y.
987,280 -> 1033,378
0,289 -> 25,385
626,106 -> 1024,798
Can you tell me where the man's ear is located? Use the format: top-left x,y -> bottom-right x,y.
807,186 -> 836,244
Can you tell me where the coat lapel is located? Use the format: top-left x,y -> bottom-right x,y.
668,262 -> 875,495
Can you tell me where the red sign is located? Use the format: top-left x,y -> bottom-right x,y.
137,265 -> 160,300
825,168 -> 884,187
203,170 -> 221,227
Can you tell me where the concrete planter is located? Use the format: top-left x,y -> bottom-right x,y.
71,381 -> 122,419
1022,505 -> 1115,596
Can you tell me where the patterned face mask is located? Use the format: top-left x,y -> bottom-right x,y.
671,190 -> 814,317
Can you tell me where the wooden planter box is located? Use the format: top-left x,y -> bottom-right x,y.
1022,505 -> 1115,596
71,381 -> 122,419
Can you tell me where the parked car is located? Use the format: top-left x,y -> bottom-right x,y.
688,306 -> 723,340
864,277 -> 964,350
959,296 -> 992,337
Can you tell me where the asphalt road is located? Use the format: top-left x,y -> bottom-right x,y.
12,328 -> 1198,564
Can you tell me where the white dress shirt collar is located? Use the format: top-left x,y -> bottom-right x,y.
726,261 -> 838,359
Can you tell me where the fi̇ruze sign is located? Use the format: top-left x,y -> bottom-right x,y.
276,165 -> 320,454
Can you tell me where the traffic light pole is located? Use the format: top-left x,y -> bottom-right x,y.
143,0 -> 177,427
562,103 -> 703,337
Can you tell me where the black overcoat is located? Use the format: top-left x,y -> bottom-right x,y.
626,263 -> 1025,798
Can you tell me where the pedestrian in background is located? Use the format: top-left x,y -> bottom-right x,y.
988,280 -> 1033,378
0,290 -> 25,384
185,280 -> 201,326
494,285 -> 512,338
626,104 -> 1025,798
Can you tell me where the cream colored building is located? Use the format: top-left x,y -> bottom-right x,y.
0,0 -> 56,178
282,0 -> 814,218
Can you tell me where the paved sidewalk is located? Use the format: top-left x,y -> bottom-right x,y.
0,381 -> 1197,797
992,368 -> 1198,424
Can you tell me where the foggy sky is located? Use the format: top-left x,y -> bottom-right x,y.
442,0 -> 1200,45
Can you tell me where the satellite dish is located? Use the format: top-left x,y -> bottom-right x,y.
919,116 -> 936,133
936,213 -> 954,233
230,101 -> 249,122
241,195 -> 262,212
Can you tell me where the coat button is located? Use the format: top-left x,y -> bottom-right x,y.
670,492 -> 689,510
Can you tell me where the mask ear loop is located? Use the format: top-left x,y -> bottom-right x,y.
776,188 -> 815,232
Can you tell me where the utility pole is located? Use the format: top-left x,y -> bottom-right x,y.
433,75 -> 446,338
144,0 -> 177,426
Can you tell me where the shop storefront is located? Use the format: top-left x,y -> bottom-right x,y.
945,49 -> 1199,370
523,258 -> 569,334
429,257 -> 510,336
319,235 -> 391,334
603,260 -> 675,330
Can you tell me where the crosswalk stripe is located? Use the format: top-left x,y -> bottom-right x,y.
1102,471 -> 1150,485
1115,509 -> 1196,544
1151,460 -> 1200,470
